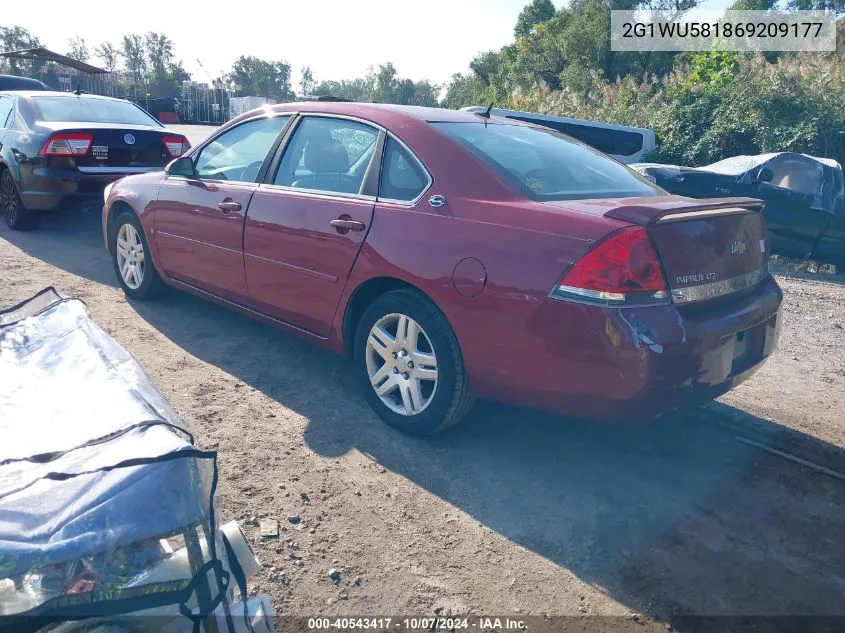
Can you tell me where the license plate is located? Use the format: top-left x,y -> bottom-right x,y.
92,146 -> 109,160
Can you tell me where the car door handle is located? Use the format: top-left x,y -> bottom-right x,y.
218,200 -> 242,214
330,218 -> 366,232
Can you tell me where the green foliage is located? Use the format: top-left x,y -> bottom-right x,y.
515,54 -> 845,167
227,55 -> 294,101
0,26 -> 41,75
300,66 -> 315,97
786,0 -> 845,16
313,63 -> 439,106
94,42 -> 119,72
67,36 -> 89,63
514,0 -> 556,37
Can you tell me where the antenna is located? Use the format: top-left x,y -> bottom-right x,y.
473,102 -> 494,121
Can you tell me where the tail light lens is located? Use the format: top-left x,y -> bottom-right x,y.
550,227 -> 669,307
39,133 -> 93,156
163,136 -> 190,158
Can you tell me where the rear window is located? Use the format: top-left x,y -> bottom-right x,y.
31,96 -> 160,126
435,122 -> 660,201
506,115 -> 644,157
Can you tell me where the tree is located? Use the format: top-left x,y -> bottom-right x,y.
312,78 -> 370,101
227,55 -> 294,101
94,42 -> 120,72
67,36 -> 89,62
0,26 -> 41,75
370,62 -> 398,102
121,34 -> 147,86
514,0 -> 556,37
786,0 -> 844,15
145,32 -> 174,82
300,65 -> 315,96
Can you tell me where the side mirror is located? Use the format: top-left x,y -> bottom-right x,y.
166,156 -> 196,178
756,168 -> 774,184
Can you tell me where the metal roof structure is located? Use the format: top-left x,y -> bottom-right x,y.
0,47 -> 108,75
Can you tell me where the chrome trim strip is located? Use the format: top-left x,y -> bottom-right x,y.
78,166 -> 160,174
671,267 -> 769,304
244,252 -> 338,282
258,183 -> 376,202
656,207 -> 752,223
549,284 -> 669,307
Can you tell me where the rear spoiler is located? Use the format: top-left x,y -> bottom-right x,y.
605,197 -> 765,225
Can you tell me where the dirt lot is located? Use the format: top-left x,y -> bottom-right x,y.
2,124 -> 844,630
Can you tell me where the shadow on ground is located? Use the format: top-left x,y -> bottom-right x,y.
0,211 -> 116,287
5,213 -> 845,626
127,289 -> 845,625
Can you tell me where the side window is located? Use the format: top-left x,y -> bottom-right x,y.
378,137 -> 429,202
193,115 -> 290,182
0,97 -> 13,129
274,117 -> 378,195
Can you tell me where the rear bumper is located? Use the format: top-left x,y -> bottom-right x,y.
20,166 -> 157,211
468,276 -> 783,420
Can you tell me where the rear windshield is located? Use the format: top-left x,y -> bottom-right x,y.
505,115 -> 645,156
31,96 -> 160,126
434,122 -> 661,201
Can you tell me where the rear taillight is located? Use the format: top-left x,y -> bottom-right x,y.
163,136 -> 190,158
39,133 -> 93,156
550,227 -> 669,307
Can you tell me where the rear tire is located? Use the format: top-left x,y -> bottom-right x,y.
1,169 -> 39,230
355,289 -> 474,435
110,209 -> 166,300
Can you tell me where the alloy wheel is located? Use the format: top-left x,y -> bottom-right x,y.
115,223 -> 146,290
1,173 -> 18,226
365,313 -> 438,416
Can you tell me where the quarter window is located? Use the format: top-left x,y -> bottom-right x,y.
378,137 -> 429,202
194,115 -> 290,182
274,117 -> 379,195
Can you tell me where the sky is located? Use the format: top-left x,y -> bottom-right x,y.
3,0 -> 738,89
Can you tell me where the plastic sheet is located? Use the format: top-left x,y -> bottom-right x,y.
0,288 -> 225,625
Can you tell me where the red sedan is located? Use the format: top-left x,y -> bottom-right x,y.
102,103 -> 782,435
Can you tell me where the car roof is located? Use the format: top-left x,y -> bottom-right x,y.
1,90 -> 133,102
248,101 -> 518,128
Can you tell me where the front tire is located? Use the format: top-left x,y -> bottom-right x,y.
110,210 -> 165,300
355,289 -> 474,435
1,169 -> 39,230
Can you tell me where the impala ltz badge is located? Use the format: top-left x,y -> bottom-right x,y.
730,240 -> 747,255
124,134 -> 136,145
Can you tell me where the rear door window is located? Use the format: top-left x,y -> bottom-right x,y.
274,116 -> 379,196
378,137 -> 429,202
194,115 -> 290,182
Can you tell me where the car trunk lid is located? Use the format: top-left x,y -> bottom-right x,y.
37,123 -> 186,172
546,196 -> 769,304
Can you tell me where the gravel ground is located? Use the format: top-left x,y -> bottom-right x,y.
2,129 -> 844,630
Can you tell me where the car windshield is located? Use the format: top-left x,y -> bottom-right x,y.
31,96 -> 161,126
434,122 -> 661,201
